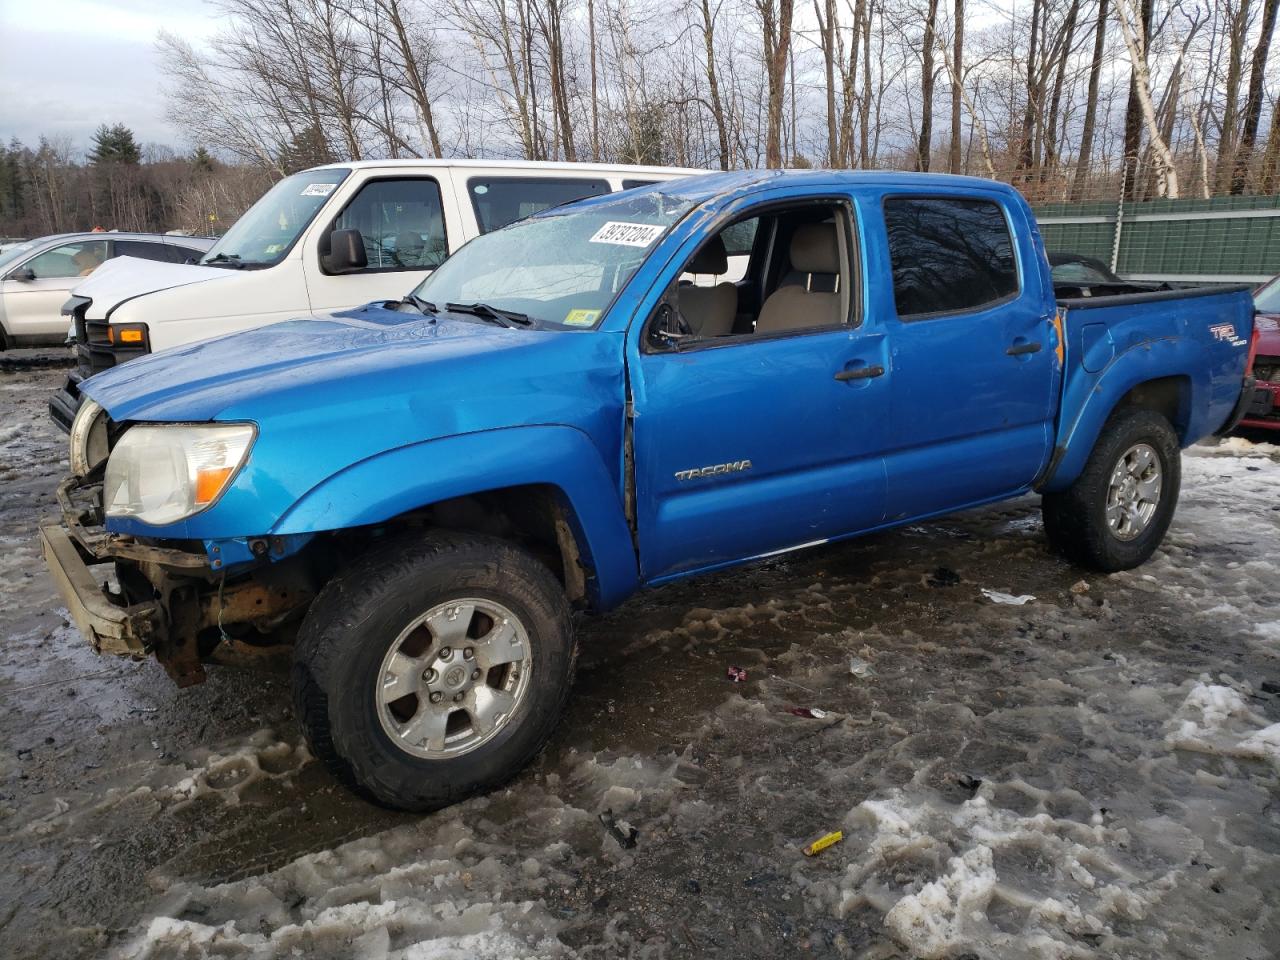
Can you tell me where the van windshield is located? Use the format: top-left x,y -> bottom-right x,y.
410,189 -> 697,329
201,169 -> 350,268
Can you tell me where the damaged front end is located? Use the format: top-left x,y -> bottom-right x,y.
43,476 -> 316,687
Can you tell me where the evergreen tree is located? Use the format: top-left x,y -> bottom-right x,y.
89,123 -> 142,165
191,146 -> 216,173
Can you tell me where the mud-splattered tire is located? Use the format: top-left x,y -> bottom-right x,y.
291,531 -> 576,811
1042,407 -> 1181,572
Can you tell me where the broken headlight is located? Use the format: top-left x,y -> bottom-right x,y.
103,423 -> 256,525
69,398 -> 109,477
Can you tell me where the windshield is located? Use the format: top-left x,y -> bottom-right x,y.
1256,276 -> 1280,314
201,168 -> 350,267
410,189 -> 698,329
0,240 -> 39,273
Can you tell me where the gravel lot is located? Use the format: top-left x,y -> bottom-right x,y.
1,350 -> 1278,960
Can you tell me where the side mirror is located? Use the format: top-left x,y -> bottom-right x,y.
7,266 -> 34,281
323,228 -> 368,274
648,302 -> 694,350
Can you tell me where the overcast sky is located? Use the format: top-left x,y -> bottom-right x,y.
0,0 -> 216,153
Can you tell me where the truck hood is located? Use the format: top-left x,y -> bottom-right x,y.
81,302 -> 607,425
72,255 -> 239,318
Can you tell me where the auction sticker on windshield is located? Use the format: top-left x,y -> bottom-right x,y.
301,183 -> 338,197
589,222 -> 665,247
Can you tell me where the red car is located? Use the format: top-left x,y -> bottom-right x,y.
1241,276 -> 1280,431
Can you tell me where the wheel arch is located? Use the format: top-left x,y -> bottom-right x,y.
270,425 -> 640,610
1041,339 -> 1204,493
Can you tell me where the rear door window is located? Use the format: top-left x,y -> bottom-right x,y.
330,177 -> 448,272
113,240 -> 174,263
468,177 -> 611,233
883,197 -> 1018,318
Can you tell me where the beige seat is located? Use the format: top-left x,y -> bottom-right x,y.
756,223 -> 843,334
678,235 -> 738,338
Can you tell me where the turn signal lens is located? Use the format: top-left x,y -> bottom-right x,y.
107,323 -> 148,346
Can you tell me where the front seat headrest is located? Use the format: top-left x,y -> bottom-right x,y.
790,223 -> 840,275
687,234 -> 729,275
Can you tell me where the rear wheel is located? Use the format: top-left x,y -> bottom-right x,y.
292,532 -> 576,811
1042,407 -> 1181,571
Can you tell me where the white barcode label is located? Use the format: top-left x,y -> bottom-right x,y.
588,221 -> 664,247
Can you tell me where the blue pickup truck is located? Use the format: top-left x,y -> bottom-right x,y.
41,171 -> 1256,810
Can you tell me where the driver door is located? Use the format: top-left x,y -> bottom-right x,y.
628,198 -> 891,582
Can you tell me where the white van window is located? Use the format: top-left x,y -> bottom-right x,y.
330,177 -> 448,273
25,240 -> 108,279
468,177 -> 611,233
202,168 -> 350,268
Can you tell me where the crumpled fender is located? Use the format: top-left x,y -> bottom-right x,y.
1039,337 -> 1203,492
270,424 -> 640,609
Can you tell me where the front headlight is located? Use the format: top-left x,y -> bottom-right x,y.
69,398 -> 108,476
103,423 -> 256,525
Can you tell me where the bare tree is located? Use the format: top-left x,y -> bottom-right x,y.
756,0 -> 795,166
1115,0 -> 1179,195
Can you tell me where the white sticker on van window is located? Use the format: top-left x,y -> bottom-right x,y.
301,183 -> 337,197
589,221 -> 664,247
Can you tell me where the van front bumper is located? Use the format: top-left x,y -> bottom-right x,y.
39,521 -> 161,657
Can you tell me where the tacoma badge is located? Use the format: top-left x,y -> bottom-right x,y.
674,460 -> 752,481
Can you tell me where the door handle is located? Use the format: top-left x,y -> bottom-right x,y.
834,364 -> 885,381
1006,341 -> 1042,356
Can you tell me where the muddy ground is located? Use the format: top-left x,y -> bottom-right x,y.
1,350 -> 1277,960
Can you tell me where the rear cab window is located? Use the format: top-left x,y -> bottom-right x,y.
883,196 -> 1019,319
468,177 -> 612,233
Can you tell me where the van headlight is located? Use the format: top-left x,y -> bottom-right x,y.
69,398 -> 109,476
103,423 -> 256,525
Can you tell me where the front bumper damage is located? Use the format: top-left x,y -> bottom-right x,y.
42,478 -> 314,686
40,521 -> 160,657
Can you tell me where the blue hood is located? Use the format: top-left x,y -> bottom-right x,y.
83,304 -> 567,423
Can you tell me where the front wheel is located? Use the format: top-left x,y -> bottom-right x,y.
292,532 -> 576,811
1042,407 -> 1181,572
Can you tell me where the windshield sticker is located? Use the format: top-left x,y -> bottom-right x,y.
564,308 -> 601,326
301,182 -> 337,197
589,221 -> 665,247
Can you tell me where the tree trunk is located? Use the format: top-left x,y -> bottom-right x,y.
949,0 -> 963,173
1018,0 -> 1043,174
1232,0 -> 1279,192
1215,0 -> 1255,192
757,0 -> 795,167
817,0 -> 839,166
917,0 -> 939,171
1071,0 -> 1108,199
1120,0 -> 1152,199
589,0 -> 600,161
699,0 -> 731,170
1115,0 -> 1178,196
1042,0 -> 1080,175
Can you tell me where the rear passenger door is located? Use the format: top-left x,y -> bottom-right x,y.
305,176 -> 450,312
877,195 -> 1057,520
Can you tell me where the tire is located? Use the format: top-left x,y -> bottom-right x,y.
1042,407 -> 1181,572
291,531 -> 576,811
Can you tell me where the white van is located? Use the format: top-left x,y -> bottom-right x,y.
51,159 -> 701,428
